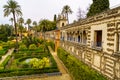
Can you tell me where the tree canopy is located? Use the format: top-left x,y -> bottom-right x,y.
38,19 -> 56,32
62,5 -> 72,24
3,0 -> 22,49
87,0 -> 109,17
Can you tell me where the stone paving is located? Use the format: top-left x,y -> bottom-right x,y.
0,48 -> 14,64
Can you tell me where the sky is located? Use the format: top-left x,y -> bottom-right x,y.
0,0 -> 120,25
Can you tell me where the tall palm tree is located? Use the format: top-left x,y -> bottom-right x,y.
33,21 -> 37,37
3,0 -> 22,50
9,18 -> 14,26
9,18 -> 14,36
26,18 -> 31,36
62,5 -> 72,24
18,17 -> 24,40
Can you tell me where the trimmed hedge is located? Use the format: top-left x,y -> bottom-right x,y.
57,47 -> 107,80
0,67 -> 59,77
0,55 -> 11,69
46,41 -> 55,51
0,48 -> 8,56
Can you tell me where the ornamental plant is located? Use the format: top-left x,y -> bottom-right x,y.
29,44 -> 37,50
0,46 -> 3,50
19,44 -> 27,50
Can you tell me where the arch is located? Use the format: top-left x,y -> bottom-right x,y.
62,23 -> 65,27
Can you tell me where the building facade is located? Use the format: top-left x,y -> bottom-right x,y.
45,6 -> 120,80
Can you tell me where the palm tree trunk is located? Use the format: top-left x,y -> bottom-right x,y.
28,24 -> 30,36
66,13 -> 69,24
13,12 -> 18,50
20,27 -> 22,40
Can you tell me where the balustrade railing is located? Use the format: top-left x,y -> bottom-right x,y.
91,41 -> 103,51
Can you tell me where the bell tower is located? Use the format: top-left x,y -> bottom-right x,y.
56,14 -> 68,29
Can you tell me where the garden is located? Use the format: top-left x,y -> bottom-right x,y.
0,36 -> 58,77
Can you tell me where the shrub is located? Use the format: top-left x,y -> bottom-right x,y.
19,44 -> 27,50
29,44 -> 37,50
46,41 -> 55,51
38,45 -> 44,50
57,47 -> 107,80
0,55 -> 11,69
7,41 -> 15,48
29,57 -> 50,69
0,46 -> 3,50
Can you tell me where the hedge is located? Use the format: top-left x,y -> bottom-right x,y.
0,48 -> 8,56
46,41 -> 55,51
57,47 -> 107,80
0,67 -> 59,77
0,55 -> 11,69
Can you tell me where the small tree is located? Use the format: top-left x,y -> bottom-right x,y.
77,8 -> 86,20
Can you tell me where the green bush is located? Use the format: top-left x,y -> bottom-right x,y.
0,48 -> 8,56
57,47 -> 107,80
6,41 -> 15,48
0,46 -> 3,50
0,55 -> 11,69
0,68 -> 59,77
29,44 -> 37,50
0,56 -> 2,60
19,44 -> 27,50
46,41 -> 55,51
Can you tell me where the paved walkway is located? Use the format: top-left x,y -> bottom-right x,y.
0,48 -> 14,64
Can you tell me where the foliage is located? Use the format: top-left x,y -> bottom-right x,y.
77,8 -> 86,20
3,0 -> 22,49
0,24 -> 13,42
54,14 -> 57,22
38,19 -> 56,32
57,47 -> 107,80
29,57 -> 50,69
62,5 -> 72,23
87,0 -> 109,17
29,44 -> 37,50
46,41 -> 55,51
0,68 -> 59,77
18,17 -> 24,40
7,41 -> 15,48
22,36 -> 42,47
19,44 -> 27,50
0,55 -> 11,69
0,41 -> 59,77
0,46 -> 3,50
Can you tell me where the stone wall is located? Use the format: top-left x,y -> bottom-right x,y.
60,41 -> 120,80
45,6 -> 120,80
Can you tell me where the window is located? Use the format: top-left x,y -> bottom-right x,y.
78,35 -> 80,42
62,23 -> 64,27
94,30 -> 102,47
83,31 -> 87,44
